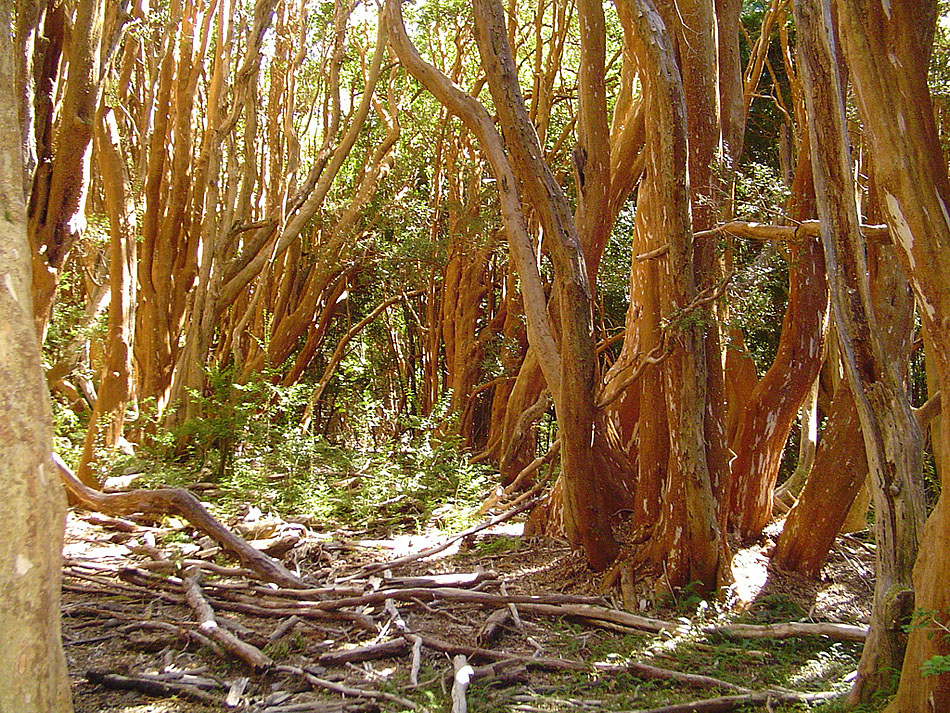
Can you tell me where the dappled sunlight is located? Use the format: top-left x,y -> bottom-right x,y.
730,545 -> 772,605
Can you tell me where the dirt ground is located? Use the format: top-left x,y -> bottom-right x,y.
61,507 -> 874,713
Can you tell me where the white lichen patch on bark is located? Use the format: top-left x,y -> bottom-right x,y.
14,554 -> 33,576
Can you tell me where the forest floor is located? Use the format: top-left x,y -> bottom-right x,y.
61,502 -> 879,713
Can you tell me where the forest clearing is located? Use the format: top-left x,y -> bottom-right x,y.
3,0 -> 950,711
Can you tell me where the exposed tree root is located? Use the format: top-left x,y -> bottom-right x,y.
55,453 -> 305,588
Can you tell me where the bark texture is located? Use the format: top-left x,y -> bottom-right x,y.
0,9 -> 73,709
834,0 -> 950,708
796,0 -> 926,702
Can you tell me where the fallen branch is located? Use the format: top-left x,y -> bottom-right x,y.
709,621 -> 867,642
85,670 -> 222,705
55,453 -> 304,588
181,566 -> 273,671
384,599 -> 422,684
317,638 -> 408,666
451,655 -> 474,713
355,496 -> 542,576
383,570 -> 497,588
629,689 -> 845,713
277,664 -> 418,710
594,661 -> 750,693
476,608 -> 512,646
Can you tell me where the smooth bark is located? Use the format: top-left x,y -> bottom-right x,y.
0,12 -> 72,707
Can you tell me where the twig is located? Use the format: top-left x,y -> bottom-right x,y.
277,664 -> 418,710
594,661 -> 750,692
452,655 -> 475,713
317,638 -> 408,666
354,496 -> 542,577
86,670 -> 222,705
181,566 -> 273,671
626,689 -> 845,713
476,608 -> 512,646
384,599 -> 422,685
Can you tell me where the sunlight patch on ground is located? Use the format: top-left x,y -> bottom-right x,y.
730,545 -> 771,604
356,521 -> 525,558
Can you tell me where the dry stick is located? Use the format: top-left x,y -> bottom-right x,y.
628,689 -> 845,713
318,638 -> 408,666
181,565 -> 273,671
355,496 -> 542,577
384,599 -> 422,685
382,570 -> 498,588
277,664 -> 418,710
55,453 -> 305,588
593,661 -> 750,693
409,632 -> 585,672
305,587 -> 867,642
451,655 -> 475,713
85,670 -> 223,705
476,608 -> 512,646
480,440 -> 561,514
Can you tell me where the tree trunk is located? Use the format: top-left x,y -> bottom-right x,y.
385,0 -> 619,570
728,235 -> 826,539
471,0 -> 618,569
26,0 -> 105,341
76,107 -> 137,486
796,0 -> 927,702
772,385 -> 867,576
833,0 -> 950,708
614,0 -> 722,590
0,14 -> 73,708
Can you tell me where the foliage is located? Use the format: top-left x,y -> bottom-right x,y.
112,369 -> 492,534
906,607 -> 950,677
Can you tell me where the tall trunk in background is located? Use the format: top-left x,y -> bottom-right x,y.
75,108 -> 138,486
728,139 -> 826,540
386,0 -> 619,570
834,0 -> 950,708
472,0 -> 619,568
796,0 -> 927,702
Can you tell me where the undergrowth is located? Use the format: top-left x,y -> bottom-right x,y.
82,376 -> 492,536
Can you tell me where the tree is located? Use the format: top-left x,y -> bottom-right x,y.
385,0 -> 620,570
796,0 -> 927,701
0,7 -> 72,710
832,0 -> 950,707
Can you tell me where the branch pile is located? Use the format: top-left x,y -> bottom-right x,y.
62,498 -> 861,713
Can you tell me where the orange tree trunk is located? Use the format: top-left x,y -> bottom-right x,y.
386,0 -> 619,570
614,0 -> 723,590
728,235 -> 827,539
76,108 -> 137,487
727,128 -> 825,540
772,386 -> 866,576
833,0 -> 950,707
797,0 -> 927,702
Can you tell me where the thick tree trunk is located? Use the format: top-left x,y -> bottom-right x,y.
796,0 -> 927,702
832,0 -> 950,708
728,235 -> 826,539
614,0 -> 722,590
0,15 -> 73,708
471,0 -> 618,569
26,0 -> 105,341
